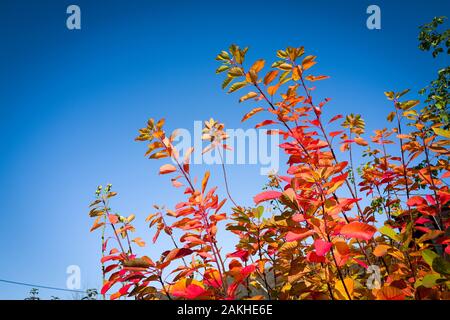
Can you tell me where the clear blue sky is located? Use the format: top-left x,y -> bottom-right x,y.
0,0 -> 448,299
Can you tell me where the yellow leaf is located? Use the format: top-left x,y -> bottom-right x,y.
334,277 -> 354,300
239,92 -> 258,103
384,91 -> 394,100
432,127 -> 450,139
241,107 -> 264,122
292,66 -> 302,81
399,100 -> 419,110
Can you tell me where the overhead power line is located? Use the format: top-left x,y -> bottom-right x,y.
0,278 -> 92,294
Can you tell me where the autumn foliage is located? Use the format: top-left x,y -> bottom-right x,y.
89,39 -> 450,300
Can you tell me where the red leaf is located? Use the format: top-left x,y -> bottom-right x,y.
406,196 -> 427,207
340,221 -> 376,241
101,280 -> 115,295
165,248 -> 193,262
185,284 -> 208,299
286,229 -> 315,242
307,251 -> 326,263
255,120 -> 279,129
292,214 -> 306,222
438,190 -> 450,205
227,249 -> 249,262
329,114 -> 343,124
353,258 -> 368,269
119,283 -> 132,295
329,130 -> 344,137
314,239 -> 332,256
253,190 -> 282,204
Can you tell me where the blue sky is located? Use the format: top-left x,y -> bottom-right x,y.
0,0 -> 448,299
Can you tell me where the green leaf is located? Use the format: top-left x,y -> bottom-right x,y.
422,249 -> 439,267
384,91 -> 394,100
387,111 -> 396,122
228,67 -> 244,77
399,100 -> 420,110
379,225 -> 400,242
226,225 -> 248,232
422,273 -> 442,288
222,76 -> 233,89
432,127 -> 450,139
254,206 -> 264,219
396,89 -> 410,99
216,51 -> 230,61
228,81 -> 248,93
271,60 -> 284,68
432,257 -> 450,275
278,63 -> 293,71
276,50 -> 288,59
216,65 -> 229,74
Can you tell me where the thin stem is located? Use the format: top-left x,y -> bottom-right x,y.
102,199 -> 127,256
158,275 -> 172,300
101,214 -> 107,300
421,132 -> 443,230
218,147 -> 239,207
348,131 -> 359,198
256,224 -> 272,299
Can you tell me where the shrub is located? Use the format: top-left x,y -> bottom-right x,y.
89,26 -> 449,300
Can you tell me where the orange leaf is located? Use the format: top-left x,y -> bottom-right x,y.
241,107 -> 264,122
132,237 -> 146,247
202,171 -> 210,193
267,83 -> 280,96
302,55 -> 317,71
354,137 -> 368,146
376,286 -> 405,300
263,70 -> 279,85
108,214 -> 119,224
340,221 -> 376,241
305,75 -> 329,81
373,244 -> 390,257
90,217 -> 104,232
250,59 -> 265,73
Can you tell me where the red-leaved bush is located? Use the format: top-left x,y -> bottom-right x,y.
89,43 -> 449,300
